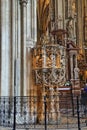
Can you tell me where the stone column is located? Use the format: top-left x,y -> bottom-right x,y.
31,0 -> 37,42
0,0 -> 1,95
26,0 -> 31,96
14,0 -> 21,96
55,0 -> 63,29
27,1 -> 31,39
26,48 -> 33,96
26,0 -> 37,97
9,0 -> 17,96
26,1 -> 32,97
20,0 -> 28,96
1,0 -> 12,96
73,16 -> 76,40
77,0 -> 83,53
55,0 -> 58,19
70,55 -> 74,79
75,54 -> 78,67
74,54 -> 80,80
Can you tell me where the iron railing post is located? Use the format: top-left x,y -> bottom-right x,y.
44,96 -> 47,130
77,96 -> 81,130
13,96 -> 16,130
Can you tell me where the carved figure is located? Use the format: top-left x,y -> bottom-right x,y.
74,67 -> 80,79
66,19 -> 73,38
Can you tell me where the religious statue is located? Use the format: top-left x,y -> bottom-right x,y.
74,67 -> 80,79
66,19 -> 73,38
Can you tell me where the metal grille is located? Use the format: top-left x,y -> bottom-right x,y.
0,95 -> 87,130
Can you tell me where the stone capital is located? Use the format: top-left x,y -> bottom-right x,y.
20,0 -> 28,5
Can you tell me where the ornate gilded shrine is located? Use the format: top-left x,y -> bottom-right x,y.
32,0 -> 67,121
32,35 -> 61,123
33,41 -> 61,85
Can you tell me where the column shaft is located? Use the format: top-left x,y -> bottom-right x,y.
20,0 -> 27,96
14,0 -> 21,96
70,55 -> 74,79
1,0 -> 12,96
31,0 -> 37,42
0,0 -> 1,95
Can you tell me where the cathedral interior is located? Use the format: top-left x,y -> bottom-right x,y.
0,0 -> 87,128
0,0 -> 87,97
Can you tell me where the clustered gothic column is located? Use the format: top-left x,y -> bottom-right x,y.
31,0 -> 37,42
26,0 -> 37,97
0,0 -> 22,97
0,0 -> 1,95
0,0 -> 12,96
0,0 -> 37,118
26,1 -> 31,96
20,0 -> 28,96
14,0 -> 21,96
55,0 -> 64,28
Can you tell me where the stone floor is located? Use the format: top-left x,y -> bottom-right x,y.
0,127 -> 87,130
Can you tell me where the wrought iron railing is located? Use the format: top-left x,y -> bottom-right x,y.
0,94 -> 87,130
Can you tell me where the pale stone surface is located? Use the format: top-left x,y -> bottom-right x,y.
1,0 -> 12,96
20,0 -> 27,96
0,0 -> 37,97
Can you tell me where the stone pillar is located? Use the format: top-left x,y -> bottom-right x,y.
55,0 -> 58,19
20,0 -> 28,96
70,55 -> 74,79
27,1 -> 31,39
75,54 -> 78,68
9,0 -> 17,96
74,54 -> 80,80
73,17 -> 76,41
77,0 -> 83,53
26,48 -> 33,96
1,0 -> 12,96
26,0 -> 37,97
26,1 -> 31,96
0,0 -> 1,95
14,0 -> 20,96
31,0 -> 37,42
55,0 -> 63,29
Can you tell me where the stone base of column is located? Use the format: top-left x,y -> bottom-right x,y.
71,79 -> 81,95
47,112 -> 60,124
